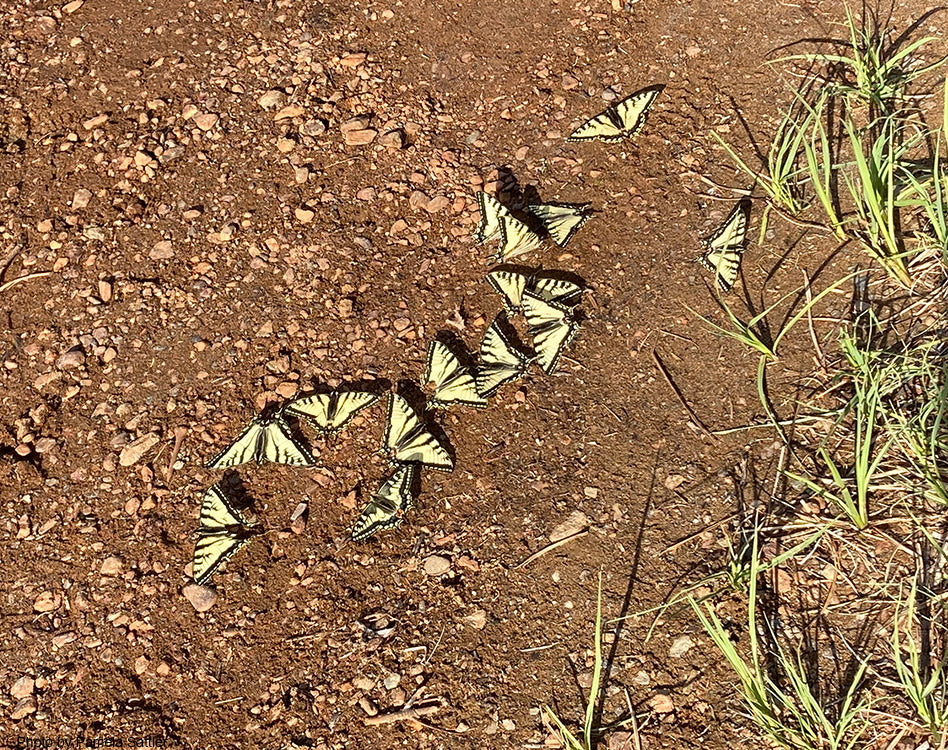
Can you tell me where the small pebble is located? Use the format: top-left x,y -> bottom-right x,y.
10,697 -> 37,721
669,635 -> 695,658
423,555 -> 451,576
10,676 -> 34,700
182,583 -> 218,612
118,433 -> 159,467
100,555 -> 123,576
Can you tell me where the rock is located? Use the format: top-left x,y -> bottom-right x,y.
56,346 -> 85,369
276,137 -> 295,153
648,693 -> 675,714
344,128 -> 377,146
100,555 -> 123,576
356,187 -> 377,201
669,635 -> 695,658
72,188 -> 92,209
583,486 -> 599,499
194,113 -> 219,131
664,474 -> 686,490
378,129 -> 405,148
300,118 -> 326,137
118,433 -> 159,467
295,207 -> 315,223
409,190 -> 429,209
257,90 -> 285,109
463,609 -> 487,630
182,583 -> 218,612
275,105 -> 305,121
33,591 -> 59,613
63,0 -> 83,13
10,697 -> 36,721
423,555 -> 451,576
340,115 -> 372,133
10,676 -> 34,699
382,673 -> 401,689
82,114 -> 108,130
150,240 -> 174,260
340,52 -> 367,68
425,196 -> 450,213
549,510 -> 589,542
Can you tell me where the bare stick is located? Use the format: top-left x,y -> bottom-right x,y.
363,703 -> 441,726
515,528 -> 589,568
651,349 -> 716,439
164,426 -> 189,484
0,271 -> 52,294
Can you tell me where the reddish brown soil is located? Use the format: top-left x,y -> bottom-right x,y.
0,0 -> 937,748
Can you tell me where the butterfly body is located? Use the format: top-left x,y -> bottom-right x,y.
567,85 -> 663,143
207,410 -> 315,469
522,291 -> 580,374
285,390 -> 379,435
382,394 -> 454,471
699,199 -> 751,292
351,463 -> 418,541
476,313 -> 533,397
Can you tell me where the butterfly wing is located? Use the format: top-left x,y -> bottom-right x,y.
567,106 -> 625,142
424,340 -> 488,409
258,415 -> 316,466
529,274 -> 584,306
327,391 -> 379,431
487,268 -> 529,312
193,532 -> 251,585
496,213 -> 543,261
700,199 -> 751,292
193,485 -> 256,585
284,393 -> 332,430
476,314 -> 532,397
475,192 -> 507,244
351,464 -> 418,541
611,86 -> 663,136
384,394 -> 454,470
522,291 -> 580,374
526,203 -> 592,247
568,85 -> 662,142
206,418 -> 266,469
199,484 -> 248,529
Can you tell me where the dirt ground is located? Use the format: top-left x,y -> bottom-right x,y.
0,0 -> 940,747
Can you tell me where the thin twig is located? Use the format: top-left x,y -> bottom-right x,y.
515,528 -> 589,568
651,349 -> 716,439
363,703 -> 441,726
0,271 -> 52,294
164,426 -> 188,484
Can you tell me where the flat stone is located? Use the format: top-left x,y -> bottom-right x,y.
423,555 -> 451,576
10,676 -> 34,700
72,188 -> 92,209
56,346 -> 85,370
118,433 -> 159,467
549,510 -> 589,542
257,90 -> 285,109
343,128 -> 377,146
150,240 -> 174,260
669,635 -> 694,658
463,609 -> 487,629
10,697 -> 36,721
378,129 -> 405,148
648,693 -> 675,714
33,591 -> 59,613
340,115 -> 372,133
182,583 -> 218,612
194,113 -> 219,131
300,119 -> 326,137
100,555 -> 123,576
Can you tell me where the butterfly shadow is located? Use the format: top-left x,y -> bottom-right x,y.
432,330 -> 479,369
217,470 -> 257,515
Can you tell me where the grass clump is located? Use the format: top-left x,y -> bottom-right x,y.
716,7 -> 948,284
